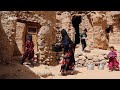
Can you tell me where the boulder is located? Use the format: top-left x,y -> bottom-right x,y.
77,52 -> 83,56
92,57 -> 99,62
37,69 -> 53,78
45,59 -> 50,62
74,54 -> 79,58
83,54 -> 87,58
77,60 -> 85,64
98,55 -> 105,61
100,60 -> 108,65
86,54 -> 93,60
75,58 -> 80,62
77,64 -> 83,68
84,47 -> 91,53
79,56 -> 86,60
75,45 -> 80,48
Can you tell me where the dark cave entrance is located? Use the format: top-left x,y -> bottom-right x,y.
72,15 -> 82,46
106,25 -> 113,33
105,25 -> 113,41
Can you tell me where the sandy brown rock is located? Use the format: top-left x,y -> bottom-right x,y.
86,54 -> 93,60
79,56 -> 86,60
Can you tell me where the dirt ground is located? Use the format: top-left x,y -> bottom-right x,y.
27,63 -> 120,79
0,60 -> 40,79
0,58 -> 120,79
0,44 -> 120,79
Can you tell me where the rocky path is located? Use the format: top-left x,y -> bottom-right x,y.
27,44 -> 120,79
27,63 -> 120,79
1,44 -> 120,79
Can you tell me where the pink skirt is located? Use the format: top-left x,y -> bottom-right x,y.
108,58 -> 119,70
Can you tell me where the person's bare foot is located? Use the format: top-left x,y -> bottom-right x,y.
109,70 -> 113,72
114,68 -> 119,71
61,72 -> 66,76
71,71 -> 74,75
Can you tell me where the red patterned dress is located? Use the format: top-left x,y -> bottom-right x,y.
21,40 -> 34,63
107,51 -> 119,70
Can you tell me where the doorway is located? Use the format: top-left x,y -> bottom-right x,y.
26,25 -> 38,54
72,15 -> 82,46
14,20 -> 40,57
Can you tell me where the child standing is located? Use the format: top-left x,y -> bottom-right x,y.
81,29 -> 87,51
107,46 -> 119,71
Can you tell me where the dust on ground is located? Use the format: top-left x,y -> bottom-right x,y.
0,44 -> 120,79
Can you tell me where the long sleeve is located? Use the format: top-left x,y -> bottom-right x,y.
113,51 -> 117,58
61,36 -> 69,47
25,41 -> 28,47
81,33 -> 87,39
107,52 -> 110,58
107,51 -> 117,58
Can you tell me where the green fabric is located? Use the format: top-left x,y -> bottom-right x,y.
81,33 -> 87,39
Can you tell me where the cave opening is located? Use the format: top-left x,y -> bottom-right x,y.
105,25 -> 113,42
72,15 -> 82,46
106,25 -> 113,33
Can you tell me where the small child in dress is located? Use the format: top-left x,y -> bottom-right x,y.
107,46 -> 119,71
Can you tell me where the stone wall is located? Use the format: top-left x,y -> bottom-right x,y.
56,11 -> 76,44
0,11 -> 57,65
16,11 -> 57,65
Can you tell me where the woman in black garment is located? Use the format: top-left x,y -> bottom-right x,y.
60,29 -> 75,74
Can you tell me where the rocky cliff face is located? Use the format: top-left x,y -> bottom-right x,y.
0,11 -> 120,65
56,11 -> 76,43
56,11 -> 120,50
106,11 -> 120,45
0,11 -> 16,62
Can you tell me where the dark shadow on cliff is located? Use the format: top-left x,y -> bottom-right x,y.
0,15 -> 12,63
13,41 -> 22,56
0,60 -> 40,79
